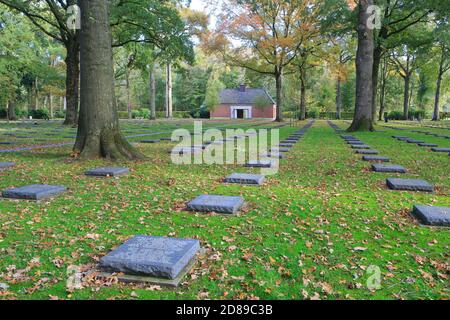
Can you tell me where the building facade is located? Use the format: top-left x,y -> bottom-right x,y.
211,85 -> 276,120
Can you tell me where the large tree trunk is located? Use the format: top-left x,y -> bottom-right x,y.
299,67 -> 306,120
34,77 -> 39,109
371,46 -> 382,123
64,39 -> 80,126
336,78 -> 342,120
149,64 -> 156,120
378,57 -> 387,121
348,0 -> 374,132
432,60 -> 443,121
48,94 -> 54,118
165,63 -> 173,118
126,71 -> 132,119
378,75 -> 386,121
74,0 -> 145,160
402,75 -> 410,120
275,70 -> 283,122
7,100 -> 16,121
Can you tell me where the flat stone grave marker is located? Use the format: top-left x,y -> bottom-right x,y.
362,156 -> 390,162
431,147 -> 450,153
356,150 -> 379,154
224,173 -> 265,185
0,162 -> 15,169
160,138 -> 172,141
418,143 -> 438,147
411,205 -> 450,227
279,143 -> 294,148
343,138 -> 361,143
372,164 -> 406,173
341,135 -> 356,140
406,139 -> 424,144
270,147 -> 290,153
351,145 -> 371,149
140,139 -> 160,143
99,235 -> 200,284
386,178 -> 433,192
2,184 -> 67,200
85,167 -> 129,177
0,142 -> 14,145
187,195 -> 245,214
347,141 -> 364,145
245,160 -> 275,168
396,137 -> 410,141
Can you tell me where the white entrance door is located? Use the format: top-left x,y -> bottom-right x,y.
231,106 -> 252,119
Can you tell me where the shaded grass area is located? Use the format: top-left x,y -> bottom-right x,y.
0,120 -> 448,300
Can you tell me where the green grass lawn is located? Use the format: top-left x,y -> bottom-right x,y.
0,120 -> 448,300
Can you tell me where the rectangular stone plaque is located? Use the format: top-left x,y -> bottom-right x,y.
99,235 -> 200,280
270,148 -> 290,153
431,148 -> 450,153
418,143 -> 438,147
412,205 -> 450,226
2,184 -> 67,200
187,195 -> 245,214
386,178 -> 433,192
356,150 -> 379,154
0,162 -> 15,169
224,173 -> 265,185
245,160 -> 274,168
279,143 -> 294,147
362,156 -> 390,162
351,145 -> 371,149
372,164 -> 406,173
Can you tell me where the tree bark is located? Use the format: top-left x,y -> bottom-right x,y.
336,78 -> 342,120
149,63 -> 156,120
299,67 -> 306,120
74,0 -> 145,160
348,0 -> 374,132
30,78 -> 38,111
403,75 -> 410,120
432,53 -> 444,121
7,100 -> 16,121
378,57 -> 387,121
378,76 -> 386,122
64,39 -> 80,126
126,71 -> 132,119
165,63 -> 173,118
48,94 -> 54,118
371,46 -> 382,123
275,70 -> 283,122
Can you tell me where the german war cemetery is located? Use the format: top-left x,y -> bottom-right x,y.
0,0 -> 448,305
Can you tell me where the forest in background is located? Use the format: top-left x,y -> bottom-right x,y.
0,0 -> 448,122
